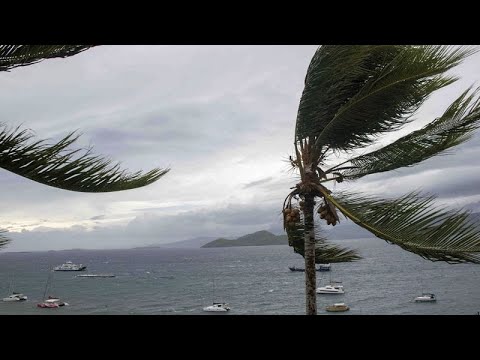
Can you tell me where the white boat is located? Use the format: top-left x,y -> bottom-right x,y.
203,302 -> 231,312
2,274 -> 27,302
54,261 -> 87,271
316,284 -> 345,294
37,272 -> 69,309
77,274 -> 115,278
203,277 -> 230,312
318,263 -> 331,271
326,303 -> 350,312
414,293 -> 436,302
2,293 -> 28,302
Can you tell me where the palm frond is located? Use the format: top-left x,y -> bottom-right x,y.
0,229 -> 9,250
0,124 -> 168,192
328,87 -> 480,179
296,45 -> 399,142
323,191 -> 480,264
295,45 -> 475,152
0,45 -> 95,72
286,221 -> 361,263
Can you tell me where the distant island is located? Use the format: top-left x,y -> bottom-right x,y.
201,230 -> 288,248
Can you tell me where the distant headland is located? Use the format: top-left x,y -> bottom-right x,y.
201,230 -> 287,248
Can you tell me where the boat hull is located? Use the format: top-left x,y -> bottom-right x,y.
37,302 -> 60,308
37,301 -> 68,308
54,266 -> 87,271
316,285 -> 345,294
2,297 -> 27,302
203,303 -> 230,312
289,266 -> 331,272
317,290 -> 345,294
2,294 -> 28,302
326,305 -> 349,312
77,274 -> 115,278
203,307 -> 229,312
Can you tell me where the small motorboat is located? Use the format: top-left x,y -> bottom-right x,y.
316,284 -> 344,294
414,293 -> 436,302
203,302 -> 230,312
2,292 -> 28,302
317,264 -> 331,271
289,266 -> 305,272
326,303 -> 350,312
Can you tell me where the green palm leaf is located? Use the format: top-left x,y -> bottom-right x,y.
0,45 -> 95,72
286,221 -> 361,263
323,191 -> 480,263
0,124 -> 168,192
0,229 -> 9,250
296,45 -> 399,142
328,87 -> 480,179
295,45 -> 475,152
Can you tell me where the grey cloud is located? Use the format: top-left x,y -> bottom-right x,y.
126,203 -> 283,240
4,202 -> 285,252
90,215 -> 106,220
243,177 -> 273,189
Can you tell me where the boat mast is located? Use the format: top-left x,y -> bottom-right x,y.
42,269 -> 52,301
7,273 -> 13,294
212,278 -> 215,304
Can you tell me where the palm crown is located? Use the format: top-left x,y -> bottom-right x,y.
285,45 -> 480,266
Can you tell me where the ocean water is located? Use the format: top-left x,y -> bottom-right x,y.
0,237 -> 479,315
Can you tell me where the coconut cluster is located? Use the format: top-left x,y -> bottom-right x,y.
317,204 -> 338,226
283,207 -> 301,227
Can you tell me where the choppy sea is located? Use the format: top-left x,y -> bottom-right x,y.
1,237 -> 479,315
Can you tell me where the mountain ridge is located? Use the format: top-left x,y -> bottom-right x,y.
201,230 -> 287,248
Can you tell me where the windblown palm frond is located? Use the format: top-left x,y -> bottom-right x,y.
327,87 -> 480,179
295,45 -> 475,152
0,125 -> 168,192
0,229 -> 9,250
0,45 -> 95,72
322,191 -> 480,264
286,221 -> 360,263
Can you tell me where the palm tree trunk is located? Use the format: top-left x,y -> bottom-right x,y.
304,193 -> 317,315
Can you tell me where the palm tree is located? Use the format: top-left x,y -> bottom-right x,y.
0,45 -> 169,249
284,45 -> 480,315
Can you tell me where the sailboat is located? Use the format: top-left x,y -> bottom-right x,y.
203,278 -> 230,312
37,269 -> 69,308
316,271 -> 344,294
2,273 -> 27,302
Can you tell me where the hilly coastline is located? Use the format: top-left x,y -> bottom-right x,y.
201,230 -> 287,248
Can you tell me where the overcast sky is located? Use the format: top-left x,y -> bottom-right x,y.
2,45 -> 480,252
